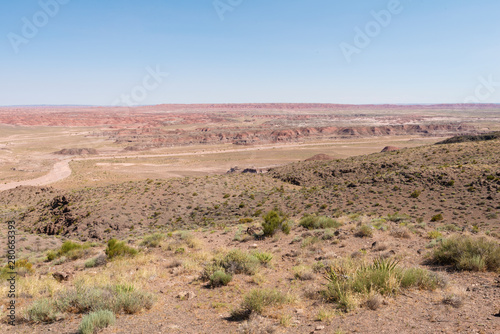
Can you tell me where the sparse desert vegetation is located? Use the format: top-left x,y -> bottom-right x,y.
1,119 -> 499,333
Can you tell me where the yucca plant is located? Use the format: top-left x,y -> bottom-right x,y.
370,258 -> 399,273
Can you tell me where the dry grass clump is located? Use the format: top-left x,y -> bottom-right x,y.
354,225 -> 373,238
84,254 -> 107,268
180,231 -> 203,249
46,240 -> 94,262
201,249 -> 263,287
78,310 -> 115,334
442,294 -> 463,308
237,312 -> 276,333
293,265 -> 315,281
365,294 -> 382,310
140,233 -> 165,248
390,227 -> 411,239
105,239 -> 138,259
23,298 -> 64,323
429,235 -> 500,272
321,257 -> 445,312
299,215 -> 342,230
23,282 -> 155,323
214,249 -> 261,275
231,288 -> 293,320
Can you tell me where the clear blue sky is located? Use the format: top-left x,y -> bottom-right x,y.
0,0 -> 499,105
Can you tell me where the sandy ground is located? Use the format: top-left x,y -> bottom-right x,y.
0,137 -> 440,191
0,159 -> 72,191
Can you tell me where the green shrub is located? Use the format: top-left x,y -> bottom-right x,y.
209,271 -> 233,287
281,221 -> 291,235
410,190 -> 421,198
214,249 -> 260,275
431,214 -> 444,222
56,283 -> 155,315
78,310 -> 115,334
322,258 -> 443,312
262,210 -> 288,236
299,215 -> 342,230
430,235 -> 500,272
105,239 -> 138,259
232,289 -> 290,319
46,250 -> 57,262
1,259 -> 34,279
24,299 -> 62,323
200,263 -> 225,282
251,251 -> 273,265
427,230 -> 443,239
400,268 -> 445,290
46,241 -> 92,262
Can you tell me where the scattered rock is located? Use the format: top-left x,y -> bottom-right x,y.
177,291 -> 196,300
52,272 -> 71,282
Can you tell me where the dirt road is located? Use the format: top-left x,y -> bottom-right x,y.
0,159 -> 72,191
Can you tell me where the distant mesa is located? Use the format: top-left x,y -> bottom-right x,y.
54,148 -> 98,155
381,146 -> 400,152
305,154 -> 334,162
435,131 -> 500,145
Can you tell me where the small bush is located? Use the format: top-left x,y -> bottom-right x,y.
46,241 -> 93,262
56,283 -> 155,315
322,257 -> 443,312
299,215 -> 342,230
24,299 -> 61,323
46,250 -> 57,262
1,259 -> 34,278
442,294 -> 463,308
400,268 -> 445,290
209,271 -> 233,287
431,214 -> 444,222
214,249 -> 260,275
365,294 -> 382,310
140,233 -> 165,248
78,310 -> 115,334
105,239 -> 138,259
301,236 -> 320,248
84,254 -> 107,268
410,190 -> 421,198
200,263 -> 225,281
390,227 -> 411,239
427,230 -> 443,239
251,251 -> 273,266
355,225 -> 373,238
293,265 -> 315,280
430,235 -> 500,272
262,210 -> 288,236
232,289 -> 290,319
281,221 -> 291,235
